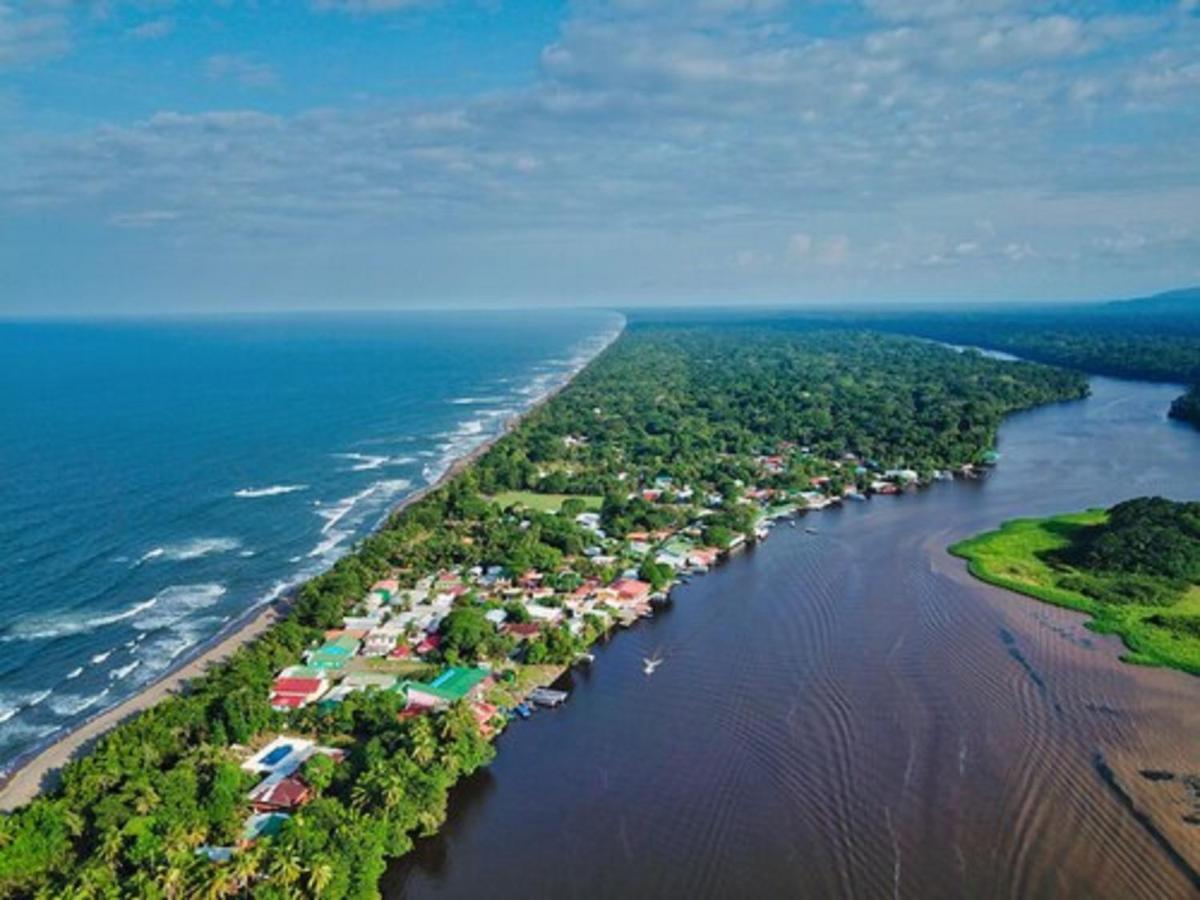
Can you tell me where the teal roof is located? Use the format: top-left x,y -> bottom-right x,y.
242,813 -> 289,841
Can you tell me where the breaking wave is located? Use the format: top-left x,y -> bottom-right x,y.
48,689 -> 110,717
131,584 -> 226,633
234,484 -> 307,499
2,597 -> 159,643
137,537 -> 241,564
0,690 -> 53,724
334,452 -> 415,472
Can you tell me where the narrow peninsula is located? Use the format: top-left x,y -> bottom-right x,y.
0,325 -> 1087,898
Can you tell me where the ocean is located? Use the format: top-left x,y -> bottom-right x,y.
0,309 -> 623,772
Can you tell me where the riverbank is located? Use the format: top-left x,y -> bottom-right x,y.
387,372 -> 1200,900
950,507 -> 1200,677
0,326 -> 1095,897
0,323 -> 625,812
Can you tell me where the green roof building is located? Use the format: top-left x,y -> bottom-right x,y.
396,667 -> 490,706
308,635 -> 360,671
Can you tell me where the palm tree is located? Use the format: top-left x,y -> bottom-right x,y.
381,770 -> 408,812
158,861 -> 187,900
268,852 -> 303,889
407,720 -> 437,766
306,859 -> 334,897
231,846 -> 262,891
131,781 -> 161,816
350,780 -> 374,813
98,829 -> 123,866
199,863 -> 235,900
61,808 -> 86,840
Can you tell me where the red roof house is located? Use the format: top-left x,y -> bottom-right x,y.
415,633 -> 442,656
249,775 -> 311,813
270,676 -> 327,710
611,579 -> 652,605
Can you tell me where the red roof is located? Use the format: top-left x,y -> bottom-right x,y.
416,634 -> 442,653
612,579 -> 651,601
273,677 -> 324,696
389,643 -> 412,658
251,775 -> 311,811
269,694 -> 305,709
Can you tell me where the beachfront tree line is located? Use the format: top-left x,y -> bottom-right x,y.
0,327 -> 1088,897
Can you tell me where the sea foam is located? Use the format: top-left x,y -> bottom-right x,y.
3,596 -> 160,643
234,484 -> 308,499
137,537 -> 241,564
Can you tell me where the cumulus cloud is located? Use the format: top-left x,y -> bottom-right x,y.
3,0 -> 1200,307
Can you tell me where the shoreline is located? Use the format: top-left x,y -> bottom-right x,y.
0,322 -> 624,812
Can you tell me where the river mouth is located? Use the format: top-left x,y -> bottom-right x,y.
385,375 -> 1200,900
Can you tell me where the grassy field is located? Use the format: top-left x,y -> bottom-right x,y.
486,491 -> 603,513
950,511 -> 1200,676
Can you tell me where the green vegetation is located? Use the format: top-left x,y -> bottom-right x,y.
856,287 -> 1200,416
1170,384 -> 1200,429
0,324 -> 1088,897
475,327 -> 1088,494
486,491 -> 602,513
951,498 -> 1200,676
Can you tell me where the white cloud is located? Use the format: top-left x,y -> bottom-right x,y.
0,2 -> 71,69
126,17 -> 174,41
311,0 -> 436,13
3,0 -> 1199,307
203,54 -> 279,88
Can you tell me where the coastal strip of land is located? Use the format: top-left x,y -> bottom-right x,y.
0,325 -> 625,812
0,326 -> 1089,897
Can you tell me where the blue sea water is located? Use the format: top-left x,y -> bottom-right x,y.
0,310 -> 623,771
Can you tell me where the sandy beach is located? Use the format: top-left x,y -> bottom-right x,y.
0,324 -> 623,813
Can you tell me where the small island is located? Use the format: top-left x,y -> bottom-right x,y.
951,497 -> 1200,676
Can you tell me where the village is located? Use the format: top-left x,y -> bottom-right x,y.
221,442 -> 990,849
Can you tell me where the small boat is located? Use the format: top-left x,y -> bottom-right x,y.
529,687 -> 569,707
513,703 -> 532,719
805,527 -> 818,534
643,656 -> 663,675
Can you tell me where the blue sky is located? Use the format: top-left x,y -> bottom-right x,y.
2,0 -> 1198,314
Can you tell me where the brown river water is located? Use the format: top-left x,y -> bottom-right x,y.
384,376 -> 1200,899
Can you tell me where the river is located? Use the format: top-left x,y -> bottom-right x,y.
384,375 -> 1200,899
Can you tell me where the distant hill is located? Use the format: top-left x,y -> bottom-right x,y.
1104,286 -> 1200,317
